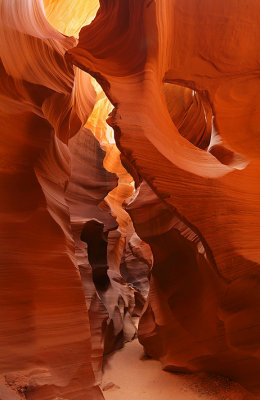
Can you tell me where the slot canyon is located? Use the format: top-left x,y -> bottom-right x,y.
0,0 -> 259,399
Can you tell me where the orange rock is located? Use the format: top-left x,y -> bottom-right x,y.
0,1 -> 102,398
68,0 -> 260,394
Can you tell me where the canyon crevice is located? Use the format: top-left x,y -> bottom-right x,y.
0,1 -> 260,399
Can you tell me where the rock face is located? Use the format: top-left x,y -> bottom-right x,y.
0,1 -> 103,399
68,0 -> 260,395
65,126 -> 117,384
0,1 -> 151,396
1,0 -> 260,399
65,125 -> 149,380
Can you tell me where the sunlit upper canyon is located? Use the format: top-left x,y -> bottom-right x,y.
0,1 -> 260,399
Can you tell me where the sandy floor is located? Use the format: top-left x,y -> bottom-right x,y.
102,339 -> 257,400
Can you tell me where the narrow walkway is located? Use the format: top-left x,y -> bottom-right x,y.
102,339 -> 255,400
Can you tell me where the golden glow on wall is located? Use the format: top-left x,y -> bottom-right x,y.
43,0 -> 99,36
87,79 -> 135,234
86,78 -> 115,145
43,0 -> 134,233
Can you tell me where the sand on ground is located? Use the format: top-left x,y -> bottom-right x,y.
102,339 -> 257,400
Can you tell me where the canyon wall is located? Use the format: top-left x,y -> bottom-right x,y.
0,2 -> 151,398
65,124 -> 150,381
0,1 -> 102,398
68,0 -> 260,395
1,0 -> 260,398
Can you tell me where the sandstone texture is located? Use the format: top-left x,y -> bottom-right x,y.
1,0 -> 259,399
69,0 -> 260,395
0,1 -> 103,399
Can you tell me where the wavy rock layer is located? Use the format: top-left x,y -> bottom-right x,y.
0,1 -> 103,399
65,126 -> 117,384
0,2 -> 153,397
65,124 -> 149,380
69,0 -> 260,395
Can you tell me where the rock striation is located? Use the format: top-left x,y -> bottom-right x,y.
0,1 -> 102,398
0,2 -> 151,397
1,0 -> 260,398
65,123 -> 150,380
68,0 -> 260,395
